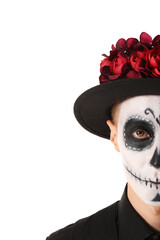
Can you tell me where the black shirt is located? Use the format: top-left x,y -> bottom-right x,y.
46,184 -> 160,240
118,184 -> 159,239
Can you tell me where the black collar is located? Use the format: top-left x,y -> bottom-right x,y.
118,184 -> 159,240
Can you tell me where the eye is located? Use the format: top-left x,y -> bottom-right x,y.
132,128 -> 150,139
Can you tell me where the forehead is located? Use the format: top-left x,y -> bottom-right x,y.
119,95 -> 160,118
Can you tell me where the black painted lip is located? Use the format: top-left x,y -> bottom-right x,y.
124,165 -> 160,186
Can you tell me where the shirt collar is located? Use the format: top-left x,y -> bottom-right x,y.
118,183 -> 158,240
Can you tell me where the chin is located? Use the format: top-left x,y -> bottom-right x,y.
124,166 -> 160,207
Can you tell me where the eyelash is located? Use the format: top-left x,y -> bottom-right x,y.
132,128 -> 150,139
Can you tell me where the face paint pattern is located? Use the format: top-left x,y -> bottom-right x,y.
123,115 -> 155,151
117,95 -> 160,206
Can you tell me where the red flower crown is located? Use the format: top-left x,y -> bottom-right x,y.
99,32 -> 160,83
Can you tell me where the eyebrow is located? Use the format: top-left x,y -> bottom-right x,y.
144,108 -> 160,126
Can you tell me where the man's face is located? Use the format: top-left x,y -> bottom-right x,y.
117,95 -> 160,206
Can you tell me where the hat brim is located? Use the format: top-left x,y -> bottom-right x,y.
73,78 -> 160,139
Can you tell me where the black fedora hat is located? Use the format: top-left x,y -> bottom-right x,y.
73,32 -> 160,139
74,78 -> 160,139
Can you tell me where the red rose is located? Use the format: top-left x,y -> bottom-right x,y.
126,70 -> 142,78
99,53 -> 127,82
129,51 -> 146,70
146,45 -> 160,77
110,53 -> 128,75
100,57 -> 112,69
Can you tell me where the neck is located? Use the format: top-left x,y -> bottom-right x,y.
127,183 -> 160,232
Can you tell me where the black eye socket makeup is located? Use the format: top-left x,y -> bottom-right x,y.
123,115 -> 155,151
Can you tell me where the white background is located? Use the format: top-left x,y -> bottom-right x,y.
0,1 -> 158,239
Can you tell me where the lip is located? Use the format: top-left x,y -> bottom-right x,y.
124,165 -> 160,189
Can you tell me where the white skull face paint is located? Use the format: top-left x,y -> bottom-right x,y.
117,95 -> 160,206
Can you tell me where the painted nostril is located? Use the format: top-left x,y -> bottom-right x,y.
150,148 -> 160,169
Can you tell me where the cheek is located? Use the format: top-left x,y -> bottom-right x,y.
119,146 -> 150,172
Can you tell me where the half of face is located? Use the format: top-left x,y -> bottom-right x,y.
117,95 -> 160,206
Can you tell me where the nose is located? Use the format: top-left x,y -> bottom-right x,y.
150,148 -> 160,169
